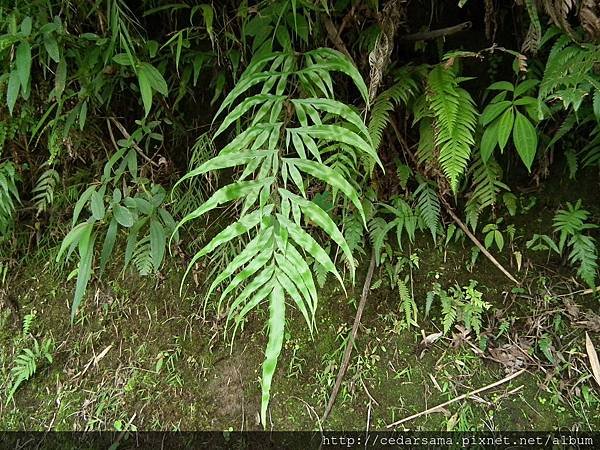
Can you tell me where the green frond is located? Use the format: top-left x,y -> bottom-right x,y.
414,180 -> 441,242
464,156 -> 509,231
427,66 -> 478,191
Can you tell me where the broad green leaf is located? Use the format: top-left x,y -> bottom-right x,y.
487,81 -> 513,92
16,41 -> 31,89
480,119 -> 499,163
7,69 -> 20,115
480,101 -> 511,126
149,219 -> 166,271
72,186 -> 96,225
72,228 -> 96,321
260,282 -> 285,428
79,101 -> 88,130
139,62 -> 168,95
99,218 -> 118,274
55,58 -> 67,98
513,111 -> 537,171
114,205 -> 134,227
43,34 -> 60,63
124,218 -> 148,269
57,222 -> 93,262
514,79 -> 539,97
137,67 -> 153,117
90,190 -> 105,220
497,107 -> 514,151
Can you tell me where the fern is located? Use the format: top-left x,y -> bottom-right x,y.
522,0 -> 542,54
32,166 -> 60,215
174,49 -> 378,427
133,236 -> 154,276
568,233 -> 598,287
22,310 -> 36,336
552,200 -> 599,287
6,338 -> 54,404
461,280 -> 490,338
414,179 -> 441,241
440,291 -> 457,335
552,200 -> 591,251
426,65 -> 478,192
464,156 -> 509,230
371,196 -> 420,265
539,33 -> 600,113
0,161 -> 20,237
343,212 -> 366,257
398,277 -> 417,328
581,124 -> 600,167
368,68 -> 420,150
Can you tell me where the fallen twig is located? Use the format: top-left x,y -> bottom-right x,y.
321,250 -> 377,423
441,197 -> 520,285
386,368 -> 526,428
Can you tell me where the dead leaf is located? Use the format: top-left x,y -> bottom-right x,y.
415,331 -> 443,358
585,332 -> 600,388
94,344 -> 113,366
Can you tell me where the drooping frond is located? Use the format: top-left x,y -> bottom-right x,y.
368,68 -> 420,150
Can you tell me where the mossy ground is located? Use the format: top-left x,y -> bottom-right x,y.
1,244 -> 599,431
1,172 -> 599,431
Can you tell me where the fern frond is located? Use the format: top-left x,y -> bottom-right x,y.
427,66 -> 478,191
398,277 -> 417,328
552,200 -> 590,251
414,180 -> 440,241
464,156 -> 509,230
133,236 -> 154,276
368,69 -> 419,150
440,292 -> 457,334
568,233 -> 598,287
32,167 -> 60,216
